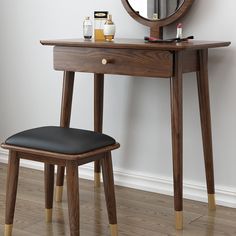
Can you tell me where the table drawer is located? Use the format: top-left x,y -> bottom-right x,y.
54,46 -> 173,78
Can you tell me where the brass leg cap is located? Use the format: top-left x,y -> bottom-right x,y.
110,224 -> 118,236
175,211 -> 183,230
55,186 -> 63,202
208,194 -> 216,210
94,172 -> 101,188
4,224 -> 13,236
45,208 -> 53,223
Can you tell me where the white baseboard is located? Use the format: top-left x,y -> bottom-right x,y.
1,149 -> 235,208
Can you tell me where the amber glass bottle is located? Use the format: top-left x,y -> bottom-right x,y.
103,14 -> 116,42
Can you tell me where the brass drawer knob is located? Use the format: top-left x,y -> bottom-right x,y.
102,58 -> 110,65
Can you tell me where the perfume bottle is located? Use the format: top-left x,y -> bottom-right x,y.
94,11 -> 108,41
153,13 -> 158,20
176,23 -> 183,39
103,14 -> 116,42
83,16 -> 93,40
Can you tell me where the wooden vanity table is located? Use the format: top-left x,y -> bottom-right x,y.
41,38 -> 230,230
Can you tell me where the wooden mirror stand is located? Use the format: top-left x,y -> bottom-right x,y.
121,0 -> 195,38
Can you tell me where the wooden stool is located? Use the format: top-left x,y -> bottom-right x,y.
1,126 -> 119,236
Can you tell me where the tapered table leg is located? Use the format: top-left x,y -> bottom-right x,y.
94,73 -> 104,187
56,166 -> 64,202
101,152 -> 118,236
45,164 -> 55,222
56,71 -> 75,202
5,151 -> 20,236
170,51 -> 183,230
66,161 -> 80,236
197,49 -> 216,211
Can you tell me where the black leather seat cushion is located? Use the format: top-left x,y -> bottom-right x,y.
5,126 -> 116,155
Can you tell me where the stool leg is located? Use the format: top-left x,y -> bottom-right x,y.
57,71 -> 75,202
5,151 -> 20,236
66,161 -> 80,236
44,164 -> 55,223
56,166 -> 65,202
101,152 -> 118,236
197,49 -> 216,211
94,162 -> 101,188
94,73 -> 104,187
170,51 -> 183,230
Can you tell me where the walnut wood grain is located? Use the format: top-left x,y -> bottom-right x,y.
197,49 -> 215,195
54,47 -> 173,78
66,161 -> 80,236
94,74 -> 104,134
56,71 -> 75,190
101,152 -> 117,225
5,151 -> 20,225
2,141 -> 119,236
150,26 -> 164,39
170,51 -> 183,212
38,37 -> 230,231
44,164 -> 54,210
94,74 -> 104,176
41,39 -> 231,51
1,143 -> 120,161
17,152 -> 66,165
183,50 -> 199,73
60,71 -> 75,128
18,151 -> 106,167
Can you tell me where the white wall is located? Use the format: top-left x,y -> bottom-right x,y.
0,0 -> 236,206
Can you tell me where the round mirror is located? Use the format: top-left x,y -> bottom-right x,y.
121,0 -> 194,38
128,0 -> 184,20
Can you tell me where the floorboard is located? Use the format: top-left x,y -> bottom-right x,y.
0,163 -> 236,235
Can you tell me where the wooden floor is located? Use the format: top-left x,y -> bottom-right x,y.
0,164 -> 236,236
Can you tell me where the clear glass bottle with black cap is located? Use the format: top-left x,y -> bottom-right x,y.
83,16 -> 93,40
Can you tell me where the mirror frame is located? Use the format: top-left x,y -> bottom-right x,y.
121,0 -> 195,38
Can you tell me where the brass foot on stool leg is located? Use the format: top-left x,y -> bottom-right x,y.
4,224 -> 13,236
45,208 -> 53,223
175,211 -> 183,230
94,172 -> 101,188
55,186 -> 63,202
208,194 -> 216,210
110,224 -> 118,236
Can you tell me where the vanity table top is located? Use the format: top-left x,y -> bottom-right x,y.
40,38 -> 230,51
